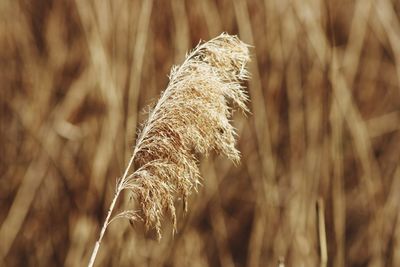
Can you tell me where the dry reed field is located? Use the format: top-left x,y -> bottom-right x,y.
1,0 -> 400,266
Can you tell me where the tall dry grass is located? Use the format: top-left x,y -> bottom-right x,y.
87,33 -> 250,267
2,0 -> 400,266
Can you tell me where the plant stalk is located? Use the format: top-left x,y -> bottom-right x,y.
87,154 -> 135,267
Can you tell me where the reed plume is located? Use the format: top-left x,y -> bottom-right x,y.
88,33 -> 250,267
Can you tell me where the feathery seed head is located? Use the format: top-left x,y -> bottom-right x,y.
126,33 -> 250,239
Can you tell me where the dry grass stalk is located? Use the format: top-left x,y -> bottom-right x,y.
88,33 -> 250,267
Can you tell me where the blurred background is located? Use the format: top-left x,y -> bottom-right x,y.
1,0 -> 400,266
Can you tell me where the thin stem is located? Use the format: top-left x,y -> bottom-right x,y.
87,154 -> 136,267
